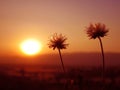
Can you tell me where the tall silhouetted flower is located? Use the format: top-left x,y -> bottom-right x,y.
48,33 -> 68,73
86,23 -> 109,88
86,23 -> 108,39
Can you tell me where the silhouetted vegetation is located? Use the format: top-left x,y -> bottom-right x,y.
86,23 -> 109,89
0,64 -> 120,90
48,33 -> 68,73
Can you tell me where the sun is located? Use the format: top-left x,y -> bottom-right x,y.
20,39 -> 42,55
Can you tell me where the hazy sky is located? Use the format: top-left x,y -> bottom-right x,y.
0,0 -> 120,56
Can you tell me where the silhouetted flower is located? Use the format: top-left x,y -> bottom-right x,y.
48,33 -> 68,50
48,33 -> 68,73
86,23 -> 109,39
86,23 -> 109,89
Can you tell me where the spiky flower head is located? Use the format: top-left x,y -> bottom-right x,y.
86,23 -> 109,39
48,33 -> 68,50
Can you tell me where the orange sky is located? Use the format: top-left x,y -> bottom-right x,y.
0,0 -> 120,56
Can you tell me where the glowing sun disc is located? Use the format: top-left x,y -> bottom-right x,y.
20,39 -> 42,55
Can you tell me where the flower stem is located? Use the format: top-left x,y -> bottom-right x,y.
58,49 -> 66,74
58,49 -> 67,90
98,37 -> 105,89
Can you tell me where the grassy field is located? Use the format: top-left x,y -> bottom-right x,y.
0,65 -> 120,90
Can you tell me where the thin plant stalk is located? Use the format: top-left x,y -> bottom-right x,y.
58,48 -> 66,74
58,48 -> 67,90
98,37 -> 105,88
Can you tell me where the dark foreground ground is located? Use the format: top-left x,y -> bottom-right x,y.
0,65 -> 120,90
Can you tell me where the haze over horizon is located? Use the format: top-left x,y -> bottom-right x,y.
0,52 -> 119,67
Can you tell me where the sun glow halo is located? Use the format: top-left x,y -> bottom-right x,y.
20,39 -> 42,55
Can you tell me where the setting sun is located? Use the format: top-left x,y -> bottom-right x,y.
20,39 -> 42,55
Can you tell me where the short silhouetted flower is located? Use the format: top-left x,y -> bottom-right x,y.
48,33 -> 68,50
